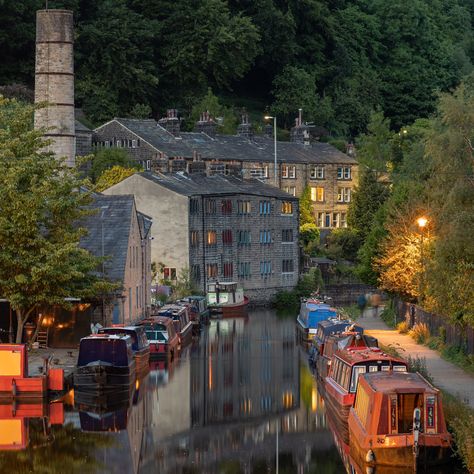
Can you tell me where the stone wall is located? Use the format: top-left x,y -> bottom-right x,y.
324,283 -> 380,306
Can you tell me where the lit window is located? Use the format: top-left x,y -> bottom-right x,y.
311,187 -> 324,202
206,231 -> 217,245
190,231 -> 199,246
238,200 -> 251,214
281,201 -> 293,214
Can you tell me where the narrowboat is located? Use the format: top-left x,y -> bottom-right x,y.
158,304 -> 193,347
207,281 -> 249,317
74,334 -> 136,395
324,347 -> 407,441
0,344 -> 64,400
181,295 -> 210,333
296,298 -> 338,346
349,372 -> 452,468
98,326 -> 150,375
140,316 -> 179,360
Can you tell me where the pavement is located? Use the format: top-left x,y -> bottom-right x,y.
27,347 -> 78,388
358,307 -> 474,408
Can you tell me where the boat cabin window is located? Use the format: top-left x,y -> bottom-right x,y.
145,330 -> 168,342
381,365 -> 390,371
393,393 -> 424,434
78,339 -> 131,366
393,365 -> 407,372
369,365 -> 378,372
332,358 -> 352,391
350,365 -> 366,393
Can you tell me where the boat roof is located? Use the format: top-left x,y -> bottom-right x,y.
317,319 -> 363,335
335,347 -> 406,366
362,372 -> 438,394
158,304 -> 187,315
140,316 -> 173,326
81,334 -> 132,342
100,326 -> 141,334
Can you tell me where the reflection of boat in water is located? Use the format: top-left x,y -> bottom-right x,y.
0,400 -> 64,451
349,372 -> 452,470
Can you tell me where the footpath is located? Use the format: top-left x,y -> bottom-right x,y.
358,307 -> 474,409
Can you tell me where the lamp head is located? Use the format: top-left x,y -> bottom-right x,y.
417,217 -> 428,228
264,115 -> 273,120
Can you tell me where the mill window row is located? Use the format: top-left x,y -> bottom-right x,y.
190,229 -> 295,246
189,198 -> 294,216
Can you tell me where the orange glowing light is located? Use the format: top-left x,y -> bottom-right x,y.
417,217 -> 428,228
208,354 -> 213,390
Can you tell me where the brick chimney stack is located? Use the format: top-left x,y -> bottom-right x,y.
158,108 -> 181,136
34,9 -> 75,166
194,111 -> 217,137
290,108 -> 312,145
237,112 -> 253,139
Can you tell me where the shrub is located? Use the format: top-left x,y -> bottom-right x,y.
397,321 -> 409,333
407,355 -> 433,382
379,306 -> 397,328
273,290 -> 300,310
409,322 -> 430,344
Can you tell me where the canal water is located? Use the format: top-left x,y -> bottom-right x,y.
0,309 -> 464,473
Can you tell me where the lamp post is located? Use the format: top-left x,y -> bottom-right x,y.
100,206 -> 109,325
417,217 -> 428,296
264,115 -> 278,187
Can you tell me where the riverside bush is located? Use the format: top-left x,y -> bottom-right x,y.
409,322 -> 430,344
397,321 -> 409,333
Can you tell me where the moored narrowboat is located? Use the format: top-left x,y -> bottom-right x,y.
158,304 -> 193,347
181,295 -> 210,333
74,334 -> 136,395
296,298 -> 338,346
349,372 -> 452,468
140,316 -> 179,360
207,281 -> 248,317
98,326 -> 150,375
324,347 -> 407,442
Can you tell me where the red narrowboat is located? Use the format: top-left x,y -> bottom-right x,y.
324,347 -> 407,442
349,371 -> 452,468
157,304 -> 193,347
140,316 -> 179,360
0,344 -> 64,400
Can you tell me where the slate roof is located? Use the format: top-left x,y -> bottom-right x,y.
99,118 -> 356,165
75,119 -> 92,133
79,194 -> 134,282
139,172 -> 299,200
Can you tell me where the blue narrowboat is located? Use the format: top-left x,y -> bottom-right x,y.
296,298 -> 338,346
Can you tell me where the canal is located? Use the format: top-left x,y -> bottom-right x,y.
0,309 -> 464,473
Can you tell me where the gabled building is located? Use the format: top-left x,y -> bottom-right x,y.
94,112 -> 358,231
103,172 -> 299,303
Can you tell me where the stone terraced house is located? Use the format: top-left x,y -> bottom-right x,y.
103,172 -> 300,303
94,111 -> 358,232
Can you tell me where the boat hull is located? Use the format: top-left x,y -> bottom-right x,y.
324,378 -> 353,444
74,362 -> 136,393
134,348 -> 150,376
210,297 -> 249,318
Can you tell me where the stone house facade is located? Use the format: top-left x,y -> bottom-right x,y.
103,172 -> 300,303
94,113 -> 358,232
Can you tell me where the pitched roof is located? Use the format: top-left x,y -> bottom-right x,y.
101,118 -> 356,165
138,172 -> 299,200
79,194 -> 135,282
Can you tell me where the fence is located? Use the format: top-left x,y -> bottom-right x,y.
324,283 -> 382,307
394,298 -> 474,355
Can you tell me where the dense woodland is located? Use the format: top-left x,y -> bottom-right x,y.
1,0 -> 474,135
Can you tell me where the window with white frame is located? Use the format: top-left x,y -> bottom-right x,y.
310,166 -> 325,179
132,139 -> 137,148
337,166 -> 352,180
250,165 -> 268,179
283,186 -> 296,196
317,212 -> 324,228
311,187 -> 325,202
340,212 -> 347,228
337,187 -> 351,203
282,165 -> 296,179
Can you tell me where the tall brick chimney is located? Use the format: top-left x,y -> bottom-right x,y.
237,112 -> 253,139
290,108 -> 312,145
158,108 -> 181,136
194,111 -> 217,137
34,9 -> 75,166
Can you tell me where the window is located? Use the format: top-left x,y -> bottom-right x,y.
206,199 -> 216,214
146,160 -> 151,171
191,264 -> 200,283
332,213 -> 339,228
337,187 -> 351,203
281,201 -> 293,214
190,231 -> 199,247
237,200 -> 251,214
350,365 -> 366,393
259,230 -> 272,244
260,261 -> 272,276
223,262 -> 233,278
238,230 -> 251,245
163,267 -> 177,281
206,231 -> 217,246
250,166 -> 268,179
310,187 -> 325,202
259,201 -> 271,215
340,212 -> 347,228
190,198 -> 199,214
206,263 -> 218,278
283,186 -> 296,196
132,139 -> 137,148
116,139 -> 121,147
282,229 -> 293,243
238,262 -> 251,279
317,212 -> 324,228
281,164 -> 296,179
325,214 -> 331,228
221,200 -> 232,214
310,166 -> 325,179
337,166 -> 352,180
222,229 -> 233,245
282,259 -> 294,273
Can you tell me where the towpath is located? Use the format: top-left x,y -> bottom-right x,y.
358,307 -> 474,409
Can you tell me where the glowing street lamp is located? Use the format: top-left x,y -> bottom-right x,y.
264,115 -> 278,187
417,216 -> 428,295
417,217 -> 427,229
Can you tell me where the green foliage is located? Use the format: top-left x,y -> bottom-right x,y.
0,97 -> 117,342
95,165 -> 138,192
397,321 -> 409,334
379,305 -> 397,328
299,222 -> 319,255
324,228 -> 362,262
90,148 -> 139,183
170,267 -> 200,300
272,290 -> 300,311
409,322 -> 431,344
129,103 -> 152,119
406,355 -> 432,382
299,185 -> 315,226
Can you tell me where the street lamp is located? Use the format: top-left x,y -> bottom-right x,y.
264,115 -> 278,187
417,216 -> 428,296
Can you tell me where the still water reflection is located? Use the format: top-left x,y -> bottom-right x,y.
0,310 -> 461,473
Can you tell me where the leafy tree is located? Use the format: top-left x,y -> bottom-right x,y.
325,228 -> 362,262
95,165 -> 138,192
129,103 -> 152,119
299,185 -> 315,226
0,98 -> 116,342
89,148 -> 139,183
300,222 -> 319,256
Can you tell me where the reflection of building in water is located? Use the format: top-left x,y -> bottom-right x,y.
191,316 -> 299,426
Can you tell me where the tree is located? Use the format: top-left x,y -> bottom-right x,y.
300,223 -> 319,256
89,148 -> 139,183
0,98 -> 116,342
299,185 -> 315,226
95,165 -> 138,192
